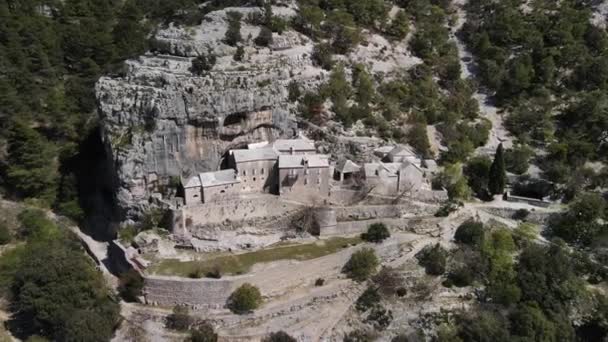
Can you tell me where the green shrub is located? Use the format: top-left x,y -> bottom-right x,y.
356,286 -> 381,312
366,305 -> 393,330
228,283 -> 262,314
0,222 -> 11,245
255,26 -> 273,47
166,305 -> 192,331
343,329 -> 373,342
343,248 -> 379,282
189,322 -> 218,342
434,201 -> 461,217
455,220 -> 485,247
17,208 -> 58,241
312,43 -> 334,70
288,81 -> 301,102
190,52 -> 217,75
361,223 -> 390,243
386,10 -> 409,40
372,266 -> 402,296
224,11 -> 243,46
505,145 -> 533,175
262,331 -> 297,342
512,209 -> 530,221
206,266 -> 222,279
118,269 -> 143,302
408,123 -> 432,158
448,266 -> 474,287
416,244 -> 448,276
315,278 -> 325,286
233,45 -> 245,62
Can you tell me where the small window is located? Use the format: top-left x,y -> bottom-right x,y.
317,178 -> 320,184
304,178 -> 308,185
261,168 -> 265,175
243,170 -> 247,176
253,169 -> 256,175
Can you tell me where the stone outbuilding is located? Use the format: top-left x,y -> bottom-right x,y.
183,169 -> 241,204
334,159 -> 361,183
278,154 -> 330,199
384,145 -> 417,163
183,175 -> 203,205
363,161 -> 426,195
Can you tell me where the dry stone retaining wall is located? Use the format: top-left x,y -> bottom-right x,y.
175,195 -> 303,230
143,275 -> 240,309
479,207 -> 556,225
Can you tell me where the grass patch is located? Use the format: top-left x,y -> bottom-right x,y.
150,237 -> 362,277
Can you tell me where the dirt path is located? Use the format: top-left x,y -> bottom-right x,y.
449,1 -> 514,155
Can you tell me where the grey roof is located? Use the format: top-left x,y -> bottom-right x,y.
364,162 -> 410,178
272,139 -> 316,152
382,162 -> 403,174
279,154 -> 329,169
199,169 -> 240,187
422,159 -> 438,172
388,145 -> 416,158
336,159 -> 361,174
232,148 -> 278,163
183,175 -> 202,188
374,146 -> 395,156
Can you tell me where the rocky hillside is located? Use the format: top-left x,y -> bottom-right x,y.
96,1 -> 424,219
97,4 -> 321,217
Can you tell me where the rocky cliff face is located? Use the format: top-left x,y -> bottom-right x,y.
96,5 -> 326,218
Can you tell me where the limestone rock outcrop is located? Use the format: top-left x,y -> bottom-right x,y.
96,5 -> 326,218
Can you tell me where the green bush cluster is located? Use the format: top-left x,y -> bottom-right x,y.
228,283 -> 262,314
361,223 -> 391,243
416,243 -> 448,276
343,248 -> 379,282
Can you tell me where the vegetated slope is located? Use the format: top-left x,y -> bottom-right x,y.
462,0 -> 608,184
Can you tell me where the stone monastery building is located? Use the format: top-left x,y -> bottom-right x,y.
182,139 -> 329,205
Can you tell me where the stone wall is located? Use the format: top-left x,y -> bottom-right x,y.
235,159 -> 277,193
174,194 -> 303,234
203,182 -> 241,203
479,207 -> 556,225
323,216 -> 441,236
143,275 -> 239,309
505,192 -> 551,208
334,203 -> 437,222
278,166 -> 330,200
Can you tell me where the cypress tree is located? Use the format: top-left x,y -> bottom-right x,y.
488,143 -> 507,195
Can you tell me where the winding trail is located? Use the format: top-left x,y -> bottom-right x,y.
449,1 -> 514,155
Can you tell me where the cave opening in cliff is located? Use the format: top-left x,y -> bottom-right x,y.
69,126 -> 120,241
219,141 -> 249,170
223,111 -> 248,126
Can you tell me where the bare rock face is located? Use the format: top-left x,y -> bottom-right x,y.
96,6 -> 326,218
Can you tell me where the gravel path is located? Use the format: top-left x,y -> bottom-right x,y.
449,2 -> 514,155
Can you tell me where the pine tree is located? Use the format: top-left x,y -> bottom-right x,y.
488,143 -> 507,195
224,11 -> 243,47
6,119 -> 58,202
